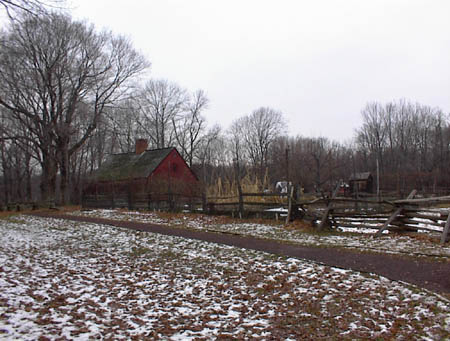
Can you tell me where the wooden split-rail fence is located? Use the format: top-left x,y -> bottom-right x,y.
82,192 -> 202,212
206,189 -> 450,245
0,200 -> 56,212
70,188 -> 450,245
307,189 -> 450,245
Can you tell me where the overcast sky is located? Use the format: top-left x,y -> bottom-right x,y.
67,1 -> 449,142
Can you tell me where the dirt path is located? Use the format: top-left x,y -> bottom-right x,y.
32,212 -> 450,297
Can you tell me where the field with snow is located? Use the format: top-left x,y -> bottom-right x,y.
0,215 -> 449,340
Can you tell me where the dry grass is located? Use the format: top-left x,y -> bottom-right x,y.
207,174 -> 289,204
0,209 -> 36,219
0,211 -> 16,219
402,232 -> 442,244
284,219 -> 317,232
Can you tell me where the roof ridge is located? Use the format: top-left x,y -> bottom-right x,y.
104,146 -> 175,157
144,146 -> 174,152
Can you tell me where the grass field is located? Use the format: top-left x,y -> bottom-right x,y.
0,214 -> 449,339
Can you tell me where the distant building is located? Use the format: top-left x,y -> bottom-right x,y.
349,172 -> 373,194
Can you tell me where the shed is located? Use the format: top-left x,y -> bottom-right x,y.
349,172 -> 373,194
83,139 -> 199,209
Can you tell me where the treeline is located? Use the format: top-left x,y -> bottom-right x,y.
248,100 -> 450,196
0,8 -> 449,206
355,100 -> 449,193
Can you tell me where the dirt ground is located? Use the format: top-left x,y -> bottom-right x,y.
31,211 -> 450,298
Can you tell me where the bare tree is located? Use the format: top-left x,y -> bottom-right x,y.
173,89 -> 209,167
195,124 -> 221,180
104,99 -> 141,154
0,0 -> 64,18
137,79 -> 187,149
227,119 -> 246,213
228,117 -> 246,166
238,107 -> 286,187
356,102 -> 387,172
303,137 -> 341,192
0,12 -> 149,202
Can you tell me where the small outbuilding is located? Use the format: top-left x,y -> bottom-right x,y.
83,139 -> 200,209
349,172 -> 373,194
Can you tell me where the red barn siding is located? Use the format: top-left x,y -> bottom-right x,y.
151,149 -> 198,184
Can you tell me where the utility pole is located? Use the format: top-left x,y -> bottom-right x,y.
376,158 -> 380,200
233,157 -> 244,218
285,147 -> 290,183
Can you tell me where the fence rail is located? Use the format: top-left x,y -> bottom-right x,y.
0,201 -> 56,211
82,193 -> 203,212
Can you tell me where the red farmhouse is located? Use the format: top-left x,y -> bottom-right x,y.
83,139 -> 199,209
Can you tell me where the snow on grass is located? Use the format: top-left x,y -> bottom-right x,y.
0,215 -> 449,339
73,209 -> 450,259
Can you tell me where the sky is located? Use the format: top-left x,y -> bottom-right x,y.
37,1 -> 450,141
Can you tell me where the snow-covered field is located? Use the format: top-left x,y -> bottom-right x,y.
73,209 -> 450,259
0,215 -> 449,339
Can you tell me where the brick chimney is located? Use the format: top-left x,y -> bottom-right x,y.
135,138 -> 148,155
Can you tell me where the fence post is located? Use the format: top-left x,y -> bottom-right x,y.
374,189 -> 416,237
189,196 -> 194,212
202,191 -> 207,214
235,180 -> 244,219
238,190 -> 244,219
441,214 -> 450,245
168,192 -> 174,211
285,185 -> 294,224
147,192 -> 152,210
127,184 -> 133,210
318,184 -> 339,231
208,202 -> 215,215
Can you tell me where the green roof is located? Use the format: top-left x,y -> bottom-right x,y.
94,147 -> 174,182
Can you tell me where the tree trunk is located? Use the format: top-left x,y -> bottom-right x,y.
40,154 -> 57,202
25,153 -> 33,201
0,144 -> 10,204
2,166 -> 9,205
14,157 -> 23,202
59,147 -> 70,205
